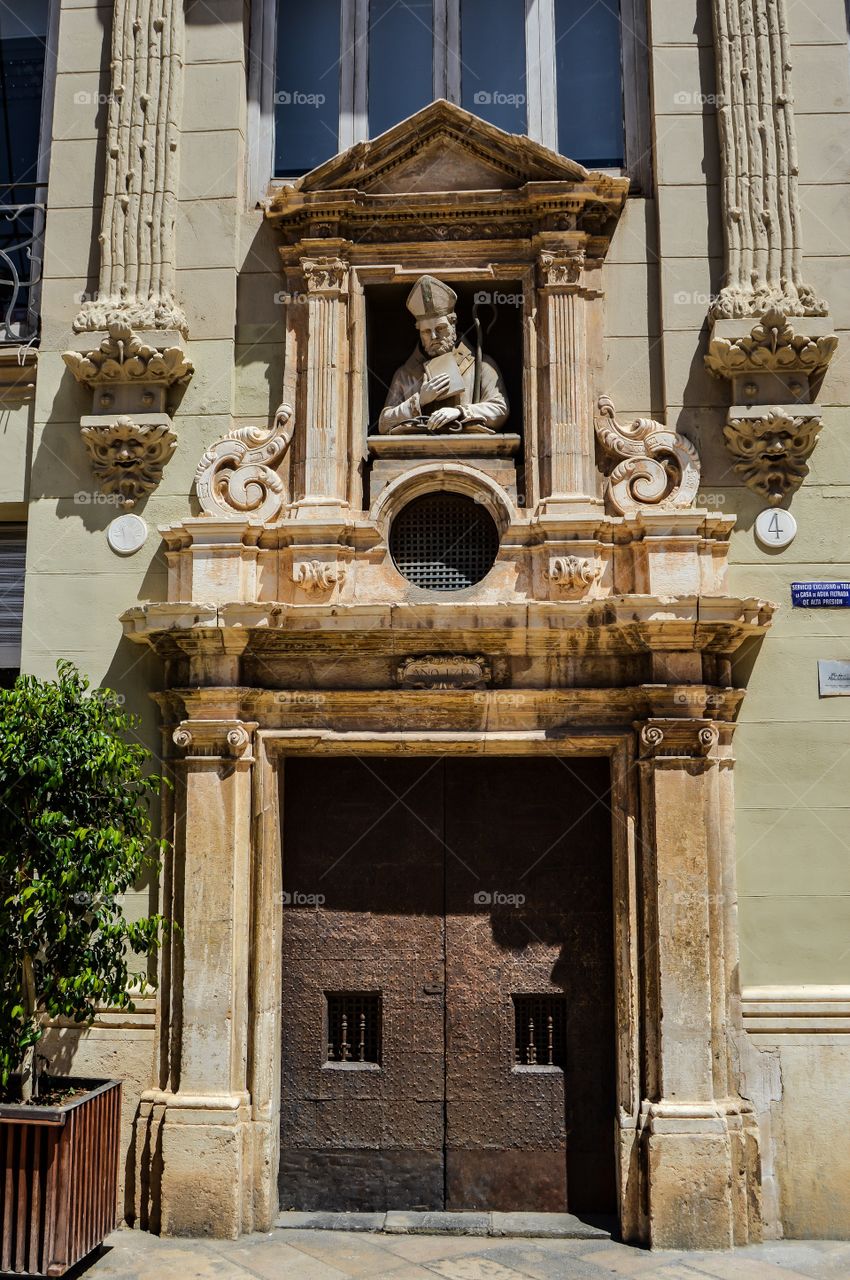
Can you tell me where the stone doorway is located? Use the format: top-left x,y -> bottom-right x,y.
279,754 -> 616,1215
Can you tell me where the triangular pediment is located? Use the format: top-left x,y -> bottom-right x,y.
294,100 -> 588,195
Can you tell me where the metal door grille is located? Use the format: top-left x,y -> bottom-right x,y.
513,995 -> 567,1069
389,492 -> 499,591
326,993 -> 382,1064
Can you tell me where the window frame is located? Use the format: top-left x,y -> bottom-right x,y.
250,0 -> 650,201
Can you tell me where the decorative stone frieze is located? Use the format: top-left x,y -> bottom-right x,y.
595,397 -> 701,516
195,405 -> 294,522
705,310 -> 838,383
546,554 -> 600,597
723,406 -> 823,504
396,655 -> 492,690
74,0 -> 187,334
81,417 -> 177,508
709,0 -> 826,320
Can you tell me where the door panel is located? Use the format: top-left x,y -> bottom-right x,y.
280,756 -> 446,1211
443,757 -> 614,1212
279,755 -> 616,1215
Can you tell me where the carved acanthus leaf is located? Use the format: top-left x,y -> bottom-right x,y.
302,257 -> 349,294
705,309 -> 838,380
546,555 -> 600,597
195,403 -> 294,522
723,408 -> 822,505
595,396 -> 701,516
292,560 -> 348,594
63,318 -> 193,387
81,416 -> 177,507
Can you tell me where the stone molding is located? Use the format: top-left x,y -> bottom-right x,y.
595,397 -> 701,515
195,405 -> 294,522
709,0 -> 826,320
396,655 -> 492,690
637,718 -> 721,759
741,986 -> 850,1034
81,415 -> 177,508
75,0 -> 187,334
723,405 -> 822,504
171,719 -> 257,761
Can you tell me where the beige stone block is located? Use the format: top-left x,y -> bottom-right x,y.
646,0 -> 713,46
739,894 -> 850,985
651,43 -> 717,115
175,340 -> 237,417
796,115 -> 850,187
238,212 -> 282,274
42,206 -> 101,280
51,71 -> 111,141
234,344 -> 286,417
31,349 -> 90,430
800,184 -> 850,258
648,1133 -> 733,1249
236,270 -> 290,331
184,3 -> 244,65
180,130 -> 243,202
655,115 -> 721,188
182,62 -> 246,134
801,260 -> 850,330
773,1042 -> 850,1238
792,46 -> 850,115
0,403 -> 33,505
177,198 -> 239,271
175,268 -> 238,340
602,261 -> 659,338
38,280 -> 94,351
736,721 -> 850,809
659,257 -> 723,330
788,0 -> 849,44
56,4 -> 110,74
606,197 -> 658,265
656,184 -> 724,259
661,329 -> 727,410
601,337 -> 657,415
805,419 -> 850,483
46,137 -> 105,211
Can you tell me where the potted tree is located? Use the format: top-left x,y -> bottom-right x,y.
0,662 -> 166,1276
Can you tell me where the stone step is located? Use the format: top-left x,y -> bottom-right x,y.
275,1209 -> 613,1239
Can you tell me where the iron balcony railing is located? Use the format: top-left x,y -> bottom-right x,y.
0,185 -> 46,344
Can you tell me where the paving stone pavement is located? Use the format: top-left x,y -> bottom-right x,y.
58,1229 -> 850,1280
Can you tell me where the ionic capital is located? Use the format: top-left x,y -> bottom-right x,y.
172,719 -> 257,762
636,718 -> 720,761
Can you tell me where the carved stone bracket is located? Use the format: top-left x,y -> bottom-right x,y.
172,719 -> 257,762
195,404 -> 294,523
546,555 -> 600,597
63,320 -> 193,392
397,655 -> 492,690
723,406 -> 823,505
81,416 -> 177,508
595,396 -> 701,516
706,309 -> 838,503
637,719 -> 720,760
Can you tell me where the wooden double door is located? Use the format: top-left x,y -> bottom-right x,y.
279,755 -> 615,1214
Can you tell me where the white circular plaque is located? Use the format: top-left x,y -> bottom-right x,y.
755,507 -> 797,550
107,513 -> 148,555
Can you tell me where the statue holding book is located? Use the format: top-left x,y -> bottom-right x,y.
378,276 -> 509,435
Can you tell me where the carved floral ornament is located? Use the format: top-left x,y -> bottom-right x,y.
594,396 -> 701,516
705,309 -> 838,381
81,417 -> 177,508
292,560 -> 348,593
62,319 -> 193,388
546,555 -> 600,596
195,404 -> 294,523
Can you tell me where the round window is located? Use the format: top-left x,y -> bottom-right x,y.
389,491 -> 500,592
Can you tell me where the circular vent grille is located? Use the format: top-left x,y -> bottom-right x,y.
390,491 -> 500,592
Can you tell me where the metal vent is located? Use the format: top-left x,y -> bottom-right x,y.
513,995 -> 567,1069
326,993 -> 382,1064
390,492 -> 499,592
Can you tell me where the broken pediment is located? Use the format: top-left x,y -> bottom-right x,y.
266,100 -> 628,248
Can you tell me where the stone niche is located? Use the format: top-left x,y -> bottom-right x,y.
123,102 -> 774,1252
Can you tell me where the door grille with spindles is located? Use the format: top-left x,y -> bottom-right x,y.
513,995 -> 567,1069
326,992 -> 382,1064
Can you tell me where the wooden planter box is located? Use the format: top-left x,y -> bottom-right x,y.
0,1079 -> 121,1277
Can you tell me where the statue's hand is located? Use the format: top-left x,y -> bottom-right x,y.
419,373 -> 453,406
427,407 -> 462,432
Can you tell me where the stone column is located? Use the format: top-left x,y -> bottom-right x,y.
75,0 -> 187,334
155,718 -> 257,1238
637,718 -> 762,1249
290,247 -> 352,515
536,252 -> 601,514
